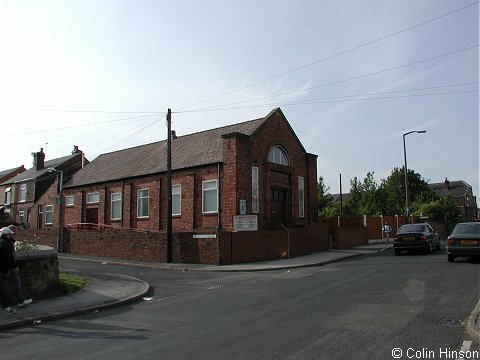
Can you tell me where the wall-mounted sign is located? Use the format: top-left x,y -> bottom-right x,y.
233,215 -> 258,232
193,234 -> 217,239
239,199 -> 247,215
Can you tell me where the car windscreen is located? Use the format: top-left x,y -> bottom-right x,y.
398,224 -> 425,233
451,223 -> 480,237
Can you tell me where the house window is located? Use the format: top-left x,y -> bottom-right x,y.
5,187 -> 11,205
111,192 -> 122,220
298,176 -> 305,218
86,192 -> 100,204
268,146 -> 289,166
19,184 -> 27,202
202,180 -> 218,213
19,210 -> 25,224
252,166 -> 259,213
45,205 -> 53,225
65,196 -> 75,207
172,185 -> 181,216
137,189 -> 149,218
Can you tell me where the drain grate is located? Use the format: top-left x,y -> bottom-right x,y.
203,285 -> 223,290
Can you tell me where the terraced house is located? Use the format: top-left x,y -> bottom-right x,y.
30,108 -> 328,265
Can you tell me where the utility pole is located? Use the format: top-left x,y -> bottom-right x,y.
166,109 -> 173,263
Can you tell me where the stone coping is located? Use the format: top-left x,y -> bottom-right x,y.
15,245 -> 58,261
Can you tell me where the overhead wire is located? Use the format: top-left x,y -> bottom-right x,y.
173,43 -> 479,114
174,1 -> 479,112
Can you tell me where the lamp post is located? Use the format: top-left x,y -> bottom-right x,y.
48,167 -> 64,252
403,130 -> 426,222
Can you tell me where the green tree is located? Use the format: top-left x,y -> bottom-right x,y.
317,176 -> 333,214
379,167 -> 433,215
414,195 -> 463,223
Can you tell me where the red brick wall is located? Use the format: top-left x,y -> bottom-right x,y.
219,222 -> 328,264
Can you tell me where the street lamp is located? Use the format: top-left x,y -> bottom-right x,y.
48,167 -> 64,252
403,130 -> 426,221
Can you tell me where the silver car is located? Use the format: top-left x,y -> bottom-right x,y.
446,222 -> 480,262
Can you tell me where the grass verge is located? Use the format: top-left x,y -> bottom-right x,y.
59,272 -> 88,294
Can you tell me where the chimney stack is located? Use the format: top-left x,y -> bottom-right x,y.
32,148 -> 45,171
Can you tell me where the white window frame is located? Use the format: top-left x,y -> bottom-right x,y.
137,188 -> 149,218
252,166 -> 259,213
19,210 -> 25,223
19,184 -> 27,202
5,187 -> 11,205
65,195 -> 75,207
45,205 -> 54,225
111,192 -> 122,220
86,192 -> 100,204
202,180 -> 218,214
298,176 -> 305,218
172,185 -> 182,216
268,146 -> 289,166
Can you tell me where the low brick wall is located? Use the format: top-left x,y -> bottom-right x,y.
220,222 -> 329,264
4,246 -> 59,303
334,227 -> 368,249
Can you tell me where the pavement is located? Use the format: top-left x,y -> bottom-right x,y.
0,241 -> 478,343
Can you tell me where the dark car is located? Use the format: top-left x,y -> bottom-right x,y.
393,223 -> 441,255
446,222 -> 480,262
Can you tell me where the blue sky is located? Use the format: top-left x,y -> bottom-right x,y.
0,0 -> 478,205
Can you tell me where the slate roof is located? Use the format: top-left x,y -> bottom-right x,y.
1,154 -> 82,185
428,179 -> 473,198
0,166 -> 25,179
64,110 -> 275,188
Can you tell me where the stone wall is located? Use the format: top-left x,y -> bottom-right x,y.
3,247 -> 59,303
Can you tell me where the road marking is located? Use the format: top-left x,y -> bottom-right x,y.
456,340 -> 472,360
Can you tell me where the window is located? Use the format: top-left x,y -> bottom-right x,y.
137,189 -> 149,218
5,187 -> 11,205
268,146 -> 289,166
172,185 -> 181,216
19,210 -> 25,223
298,176 -> 305,218
86,192 -> 100,204
65,196 -> 75,207
252,167 -> 259,213
19,184 -> 27,202
202,180 -> 218,213
111,192 -> 122,220
45,205 -> 53,225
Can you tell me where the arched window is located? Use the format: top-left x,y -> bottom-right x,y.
268,146 -> 289,166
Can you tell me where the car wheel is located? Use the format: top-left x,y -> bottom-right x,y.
394,249 -> 401,256
447,254 -> 455,262
426,241 -> 433,254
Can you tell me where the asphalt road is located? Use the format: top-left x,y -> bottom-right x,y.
0,249 -> 478,360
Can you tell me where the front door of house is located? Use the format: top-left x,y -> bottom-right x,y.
270,188 -> 286,225
86,208 -> 98,224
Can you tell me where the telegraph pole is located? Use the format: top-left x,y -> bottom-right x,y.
166,109 -> 173,263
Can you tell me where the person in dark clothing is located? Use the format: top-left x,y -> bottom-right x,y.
0,227 -> 32,315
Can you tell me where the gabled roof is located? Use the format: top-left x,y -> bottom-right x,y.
65,111 -> 273,188
2,154 -> 81,185
0,166 -> 26,180
429,180 -> 473,198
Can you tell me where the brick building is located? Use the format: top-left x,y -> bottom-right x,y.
1,146 -> 86,228
42,108 -> 327,264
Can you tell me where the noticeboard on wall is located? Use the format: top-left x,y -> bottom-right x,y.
233,215 -> 258,232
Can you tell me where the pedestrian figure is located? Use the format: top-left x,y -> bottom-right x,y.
383,221 -> 392,244
0,227 -> 32,315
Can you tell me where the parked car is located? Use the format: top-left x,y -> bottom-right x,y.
393,223 -> 441,255
446,222 -> 480,262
